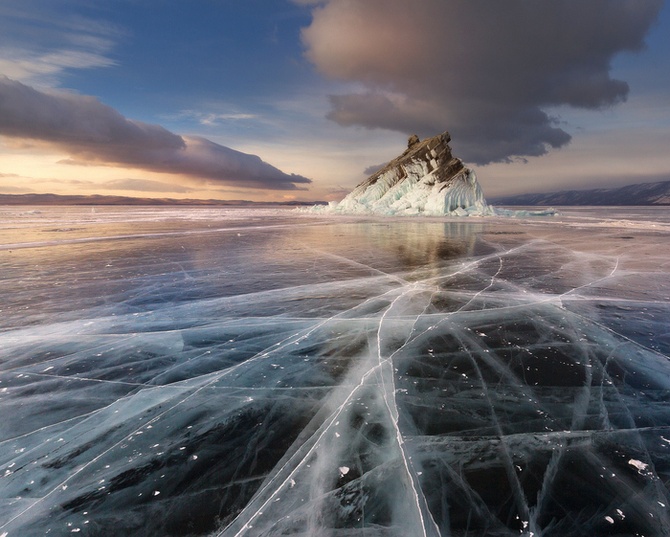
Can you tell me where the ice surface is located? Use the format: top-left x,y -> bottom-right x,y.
1,206 -> 670,536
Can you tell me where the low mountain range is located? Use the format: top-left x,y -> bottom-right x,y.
491,180 -> 670,206
4,179 -> 669,208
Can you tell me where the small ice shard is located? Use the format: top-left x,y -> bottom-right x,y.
338,466 -> 350,476
628,459 -> 649,473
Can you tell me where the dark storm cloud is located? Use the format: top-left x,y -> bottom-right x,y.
0,76 -> 311,190
301,0 -> 663,164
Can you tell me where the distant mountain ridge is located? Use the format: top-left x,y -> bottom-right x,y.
0,193 -> 326,206
491,180 -> 670,206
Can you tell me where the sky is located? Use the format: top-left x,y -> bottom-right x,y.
1,0 -> 669,202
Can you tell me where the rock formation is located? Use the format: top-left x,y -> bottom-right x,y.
326,131 -> 490,216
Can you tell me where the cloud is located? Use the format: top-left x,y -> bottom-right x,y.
180,110 -> 259,126
0,76 -> 311,190
301,0 -> 663,164
363,161 -> 389,175
101,179 -> 196,194
0,3 -> 120,85
199,113 -> 258,126
0,185 -> 33,193
0,172 -> 34,193
0,172 -> 42,194
0,49 -> 116,86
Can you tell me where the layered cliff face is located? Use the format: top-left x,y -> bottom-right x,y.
328,132 -> 490,216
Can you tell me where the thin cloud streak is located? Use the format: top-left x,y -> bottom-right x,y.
0,76 -> 312,190
101,179 -> 196,194
301,0 -> 663,164
0,49 -> 117,85
0,3 -> 121,86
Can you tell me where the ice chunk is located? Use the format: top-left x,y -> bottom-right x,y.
316,168 -> 493,217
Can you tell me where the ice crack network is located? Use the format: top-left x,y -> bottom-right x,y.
1,206 -> 669,536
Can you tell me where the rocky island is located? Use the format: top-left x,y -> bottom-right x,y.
323,131 -> 490,216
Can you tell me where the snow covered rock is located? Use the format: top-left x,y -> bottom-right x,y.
326,131 -> 491,216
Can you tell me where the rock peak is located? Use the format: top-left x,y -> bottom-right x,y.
329,130 -> 490,216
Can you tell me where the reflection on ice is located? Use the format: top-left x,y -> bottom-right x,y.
1,207 -> 669,536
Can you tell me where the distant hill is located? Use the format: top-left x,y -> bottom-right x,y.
0,193 -> 326,207
490,180 -> 670,206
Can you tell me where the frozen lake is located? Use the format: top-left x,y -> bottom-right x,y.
1,206 -> 669,536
